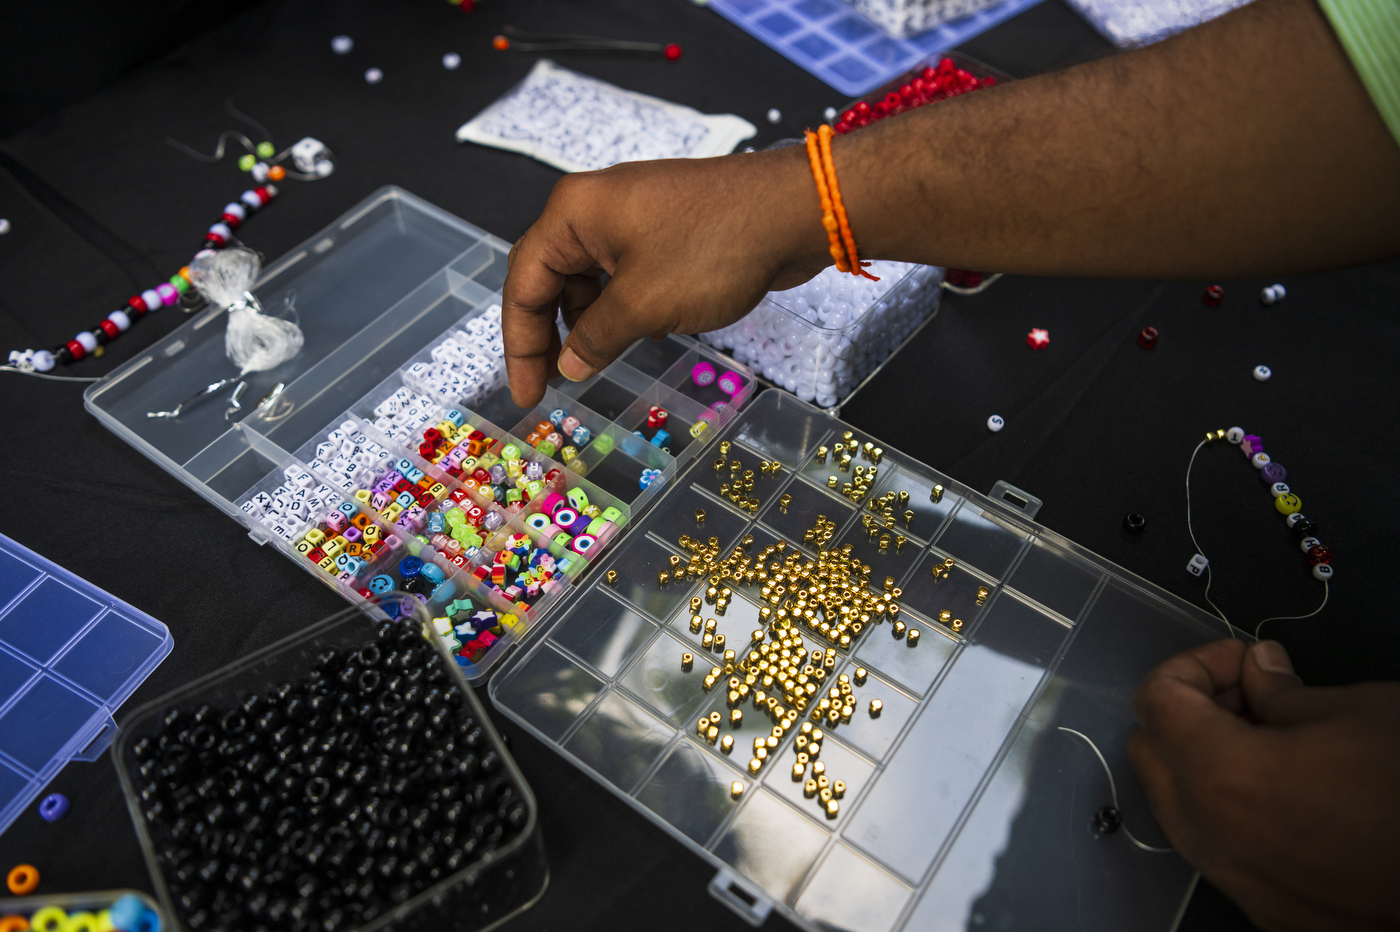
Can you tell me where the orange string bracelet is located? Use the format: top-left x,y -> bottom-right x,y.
816,125 -> 879,282
804,130 -> 850,273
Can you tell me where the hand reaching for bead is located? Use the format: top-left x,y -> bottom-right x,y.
500,150 -> 830,407
1128,639 -> 1400,931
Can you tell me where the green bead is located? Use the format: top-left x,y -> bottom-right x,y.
255,141 -> 275,159
170,275 -> 191,293
501,444 -> 521,460
537,441 -> 556,457
237,153 -> 256,171
593,434 -> 614,455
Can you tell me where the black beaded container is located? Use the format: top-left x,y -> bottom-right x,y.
112,599 -> 547,932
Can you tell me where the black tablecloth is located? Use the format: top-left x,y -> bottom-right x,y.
1,1 -> 1396,929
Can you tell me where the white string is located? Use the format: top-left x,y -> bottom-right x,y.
1185,439 -> 1239,637
0,365 -> 101,383
1058,727 -> 1174,854
165,130 -> 257,164
1256,581 -> 1328,638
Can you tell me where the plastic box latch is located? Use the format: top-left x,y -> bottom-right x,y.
989,480 -> 1043,521
708,870 -> 773,927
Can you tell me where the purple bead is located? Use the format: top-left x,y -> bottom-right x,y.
483,512 -> 505,532
1260,461 -> 1287,484
39,793 -> 69,821
156,282 -> 180,305
1240,434 -> 1263,456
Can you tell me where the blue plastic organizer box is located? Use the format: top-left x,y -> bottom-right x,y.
0,532 -> 172,837
704,0 -> 1046,97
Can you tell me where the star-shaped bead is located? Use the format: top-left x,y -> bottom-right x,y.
1026,328 -> 1050,350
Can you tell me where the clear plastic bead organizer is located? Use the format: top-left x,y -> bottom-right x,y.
703,0 -> 1045,97
489,389 -> 1234,932
0,532 -> 173,839
84,187 -> 754,683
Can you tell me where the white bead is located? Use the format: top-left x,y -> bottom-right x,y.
31,350 -> 55,372
0,218 -> 10,235
108,309 -> 131,331
332,35 -> 354,54
1260,286 -> 1277,305
1287,512 -> 1307,528
1253,364 -> 1272,381
1226,426 -> 1245,444
1269,482 -> 1290,498
1312,563 -> 1333,580
987,414 -> 1005,432
142,288 -> 162,312
1271,284 -> 1286,300
1299,536 -> 1321,553
365,67 -> 384,84
75,331 -> 98,353
443,52 -> 461,69
208,222 -> 232,241
223,202 -> 247,222
766,108 -> 782,124
1186,553 -> 1209,576
1251,452 -> 1271,469
241,190 -> 262,209
251,162 -> 269,182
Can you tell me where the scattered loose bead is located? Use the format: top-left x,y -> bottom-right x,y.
1202,285 -> 1224,307
766,108 -> 782,124
1260,284 -> 1286,305
1253,365 -> 1272,381
6,864 -> 38,895
443,52 -> 462,69
0,219 -> 10,235
664,43 -> 683,61
1186,553 -> 1209,576
987,414 -> 1005,432
1123,512 -> 1146,534
331,34 -> 353,54
1026,328 -> 1049,350
365,67 -> 384,84
38,793 -> 68,821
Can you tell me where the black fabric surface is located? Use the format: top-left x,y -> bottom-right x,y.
0,1 -> 1396,930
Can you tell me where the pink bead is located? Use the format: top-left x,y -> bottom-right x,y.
716,370 -> 744,395
692,362 -> 716,386
326,513 -> 349,533
156,283 -> 179,305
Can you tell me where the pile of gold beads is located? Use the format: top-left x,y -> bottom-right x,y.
712,440 -> 783,514
816,432 -> 885,505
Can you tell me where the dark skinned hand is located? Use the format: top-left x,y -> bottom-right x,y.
1129,639 -> 1400,931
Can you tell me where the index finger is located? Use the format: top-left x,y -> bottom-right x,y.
1133,638 -> 1250,749
500,218 -> 605,408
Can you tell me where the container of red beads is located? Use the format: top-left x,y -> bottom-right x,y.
112,599 -> 547,932
835,52 -> 1012,294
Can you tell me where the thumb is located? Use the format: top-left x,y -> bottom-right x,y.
1242,640 -> 1323,726
556,281 -> 656,382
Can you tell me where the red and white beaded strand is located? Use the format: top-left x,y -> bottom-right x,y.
4,185 -> 278,376
1186,427 -> 1331,638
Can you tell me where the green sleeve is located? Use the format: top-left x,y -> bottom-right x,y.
1316,0 -> 1400,145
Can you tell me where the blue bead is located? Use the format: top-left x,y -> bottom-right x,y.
399,556 -> 423,579
39,793 -> 69,821
571,425 -> 590,446
420,563 -> 446,585
431,579 -> 457,602
110,895 -> 144,931
134,907 -> 163,932
427,513 -> 446,534
397,458 -> 414,473
368,574 -> 395,594
651,430 -> 670,448
338,502 -> 357,517
384,601 -> 401,619
549,408 -> 567,429
445,409 -> 466,427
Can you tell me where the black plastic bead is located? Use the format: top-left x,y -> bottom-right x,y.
1122,513 -> 1146,534
1292,519 -> 1316,539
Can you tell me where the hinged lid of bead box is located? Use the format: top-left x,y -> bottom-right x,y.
490,388 -> 1233,932
85,187 -> 756,684
0,532 -> 173,839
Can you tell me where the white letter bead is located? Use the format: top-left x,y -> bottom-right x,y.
987,415 -> 1005,432
1287,512 -> 1307,528
1186,554 -> 1209,576
1269,482 -> 1290,498
1251,452 -> 1271,469
1253,365 -> 1272,381
1299,536 -> 1321,554
1313,563 -> 1333,580
1226,426 -> 1245,444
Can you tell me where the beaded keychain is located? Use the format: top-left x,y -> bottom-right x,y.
1186,427 -> 1331,638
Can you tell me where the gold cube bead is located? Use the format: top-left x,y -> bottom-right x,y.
707,725 -> 719,743
710,712 -> 722,725
825,799 -> 840,818
832,780 -> 846,799
702,633 -> 714,649
808,742 -> 821,758
682,652 -> 694,670
721,735 -> 734,754
893,621 -> 906,638
705,619 -> 717,632
605,569 -> 617,586
730,709 -> 743,727
854,667 -> 867,686
715,634 -> 727,651
731,781 -> 744,798
690,616 -> 703,634
658,571 -> 669,586
697,717 -> 708,734
695,509 -> 706,524
869,698 -> 883,717
669,554 -> 681,568
792,762 -> 805,781
939,610 -> 952,624
703,675 -> 716,691
804,778 -> 818,798
907,629 -> 920,646
815,769 -> 828,784
720,441 -> 731,456
930,484 -> 944,503
748,758 -> 763,774
828,476 -> 839,489
819,787 -> 833,803
952,618 -> 964,632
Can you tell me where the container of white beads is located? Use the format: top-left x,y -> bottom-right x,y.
700,261 -> 941,411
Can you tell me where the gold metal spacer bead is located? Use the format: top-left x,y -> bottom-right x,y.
731,780 -> 744,798
605,569 -> 617,586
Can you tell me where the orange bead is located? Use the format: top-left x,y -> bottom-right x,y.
268,164 -> 287,181
492,35 -> 510,50
178,266 -> 191,283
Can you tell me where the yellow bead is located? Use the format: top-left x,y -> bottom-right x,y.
1275,493 -> 1302,515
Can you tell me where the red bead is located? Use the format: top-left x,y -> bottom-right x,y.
423,427 -> 441,444
460,0 -> 475,9
664,43 -> 682,61
854,101 -> 870,115
205,231 -> 227,247
356,587 -> 373,598
128,295 -> 148,314
1202,285 -> 1224,307
254,187 -> 272,205
1026,328 -> 1050,350
1138,326 -> 1159,349
921,66 -> 937,81
99,319 -> 120,339
1307,545 -> 1332,565
222,211 -> 241,230
418,442 -> 436,458
65,339 -> 86,362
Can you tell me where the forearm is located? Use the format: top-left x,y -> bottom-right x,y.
833,0 -> 1400,278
